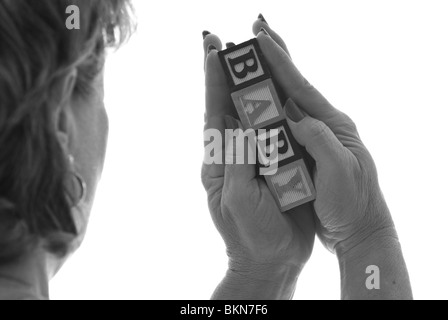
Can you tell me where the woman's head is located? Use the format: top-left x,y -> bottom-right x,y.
0,0 -> 134,267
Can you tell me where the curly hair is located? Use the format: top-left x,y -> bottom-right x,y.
0,0 -> 134,264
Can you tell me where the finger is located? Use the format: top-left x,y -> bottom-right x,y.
203,32 -> 233,121
223,116 -> 257,190
204,50 -> 239,124
284,99 -> 346,170
288,201 -> 316,254
203,51 -> 229,181
252,14 -> 290,57
203,31 -> 222,68
202,31 -> 239,183
256,32 -> 343,128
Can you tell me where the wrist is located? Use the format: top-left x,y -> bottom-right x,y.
212,260 -> 302,300
336,225 -> 399,268
335,194 -> 396,259
229,257 -> 303,280
336,229 -> 412,300
334,209 -> 413,300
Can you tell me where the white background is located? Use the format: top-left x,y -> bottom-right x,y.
51,0 -> 448,299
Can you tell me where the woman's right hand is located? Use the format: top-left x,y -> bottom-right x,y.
255,19 -> 412,299
253,21 -> 396,257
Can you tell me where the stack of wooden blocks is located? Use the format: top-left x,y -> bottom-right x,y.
218,39 -> 316,212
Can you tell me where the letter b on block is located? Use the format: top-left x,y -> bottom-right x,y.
219,39 -> 270,90
228,49 -> 258,79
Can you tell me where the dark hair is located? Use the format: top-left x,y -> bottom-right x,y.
0,0 -> 134,264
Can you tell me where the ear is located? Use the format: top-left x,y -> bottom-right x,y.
55,69 -> 78,152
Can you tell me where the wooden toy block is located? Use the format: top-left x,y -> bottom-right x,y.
218,38 -> 316,211
218,39 -> 270,91
231,79 -> 284,130
256,120 -> 303,169
265,159 -> 316,212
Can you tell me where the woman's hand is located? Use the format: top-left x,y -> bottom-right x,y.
254,18 -> 412,299
254,25 -> 394,256
201,25 -> 315,300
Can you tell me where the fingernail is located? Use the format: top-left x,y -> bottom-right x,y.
226,42 -> 236,48
285,98 -> 306,123
258,13 -> 268,25
224,115 -> 239,130
202,30 -> 210,39
260,27 -> 270,36
207,44 -> 216,54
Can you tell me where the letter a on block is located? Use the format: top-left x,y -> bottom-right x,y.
266,159 -> 316,212
232,79 -> 283,129
240,98 -> 271,124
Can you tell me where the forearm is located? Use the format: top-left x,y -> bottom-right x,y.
337,227 -> 413,300
212,263 -> 301,300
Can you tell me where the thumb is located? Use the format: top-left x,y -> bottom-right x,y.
223,115 -> 257,189
284,99 -> 345,169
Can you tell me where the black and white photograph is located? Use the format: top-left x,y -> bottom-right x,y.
0,0 -> 447,303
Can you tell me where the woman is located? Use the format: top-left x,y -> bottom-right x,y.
0,0 -> 134,299
0,2 -> 411,300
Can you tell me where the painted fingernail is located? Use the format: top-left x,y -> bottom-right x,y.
202,30 -> 210,39
285,98 -> 306,123
224,115 -> 239,130
226,42 -> 236,48
258,13 -> 268,24
207,44 -> 216,54
260,27 -> 270,36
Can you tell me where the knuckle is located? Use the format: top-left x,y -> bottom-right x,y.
307,118 -> 329,139
339,112 -> 359,133
203,34 -> 222,51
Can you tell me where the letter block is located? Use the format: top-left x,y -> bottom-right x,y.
265,159 -> 316,211
218,38 -> 316,212
231,79 -> 283,130
256,120 -> 303,169
219,39 -> 270,91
